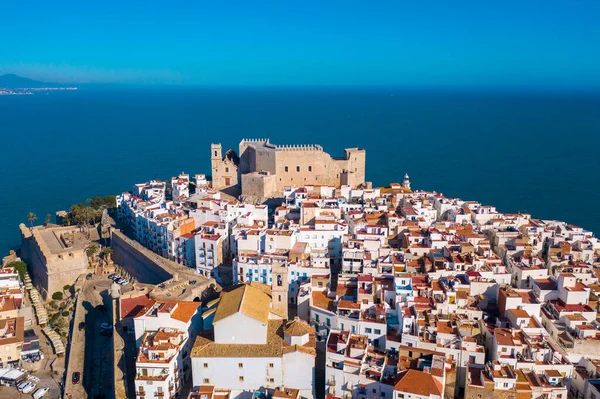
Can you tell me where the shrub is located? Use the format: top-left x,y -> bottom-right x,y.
61,311 -> 70,317
6,261 -> 28,280
52,291 -> 63,301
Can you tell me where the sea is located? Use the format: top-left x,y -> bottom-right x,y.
1,86 -> 599,253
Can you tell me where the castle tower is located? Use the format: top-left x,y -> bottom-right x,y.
402,173 -> 411,190
271,261 -> 289,319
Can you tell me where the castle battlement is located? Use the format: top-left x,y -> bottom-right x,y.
275,144 -> 323,152
241,138 -> 270,143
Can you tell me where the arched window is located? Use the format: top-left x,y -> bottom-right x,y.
285,166 -> 288,172
225,167 -> 229,173
308,166 -> 312,172
296,166 -> 300,172
214,151 -> 217,157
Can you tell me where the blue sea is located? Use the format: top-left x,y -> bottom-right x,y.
1,87 -> 599,252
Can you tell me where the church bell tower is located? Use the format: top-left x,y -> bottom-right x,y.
271,261 -> 289,319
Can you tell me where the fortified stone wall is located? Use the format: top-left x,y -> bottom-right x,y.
111,230 -> 173,284
19,224 -> 88,300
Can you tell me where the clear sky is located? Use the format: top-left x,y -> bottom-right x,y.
1,0 -> 599,86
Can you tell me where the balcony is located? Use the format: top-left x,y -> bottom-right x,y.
155,392 -> 165,398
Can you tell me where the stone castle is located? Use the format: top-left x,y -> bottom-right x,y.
211,138 -> 366,199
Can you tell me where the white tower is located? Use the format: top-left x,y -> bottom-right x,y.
402,173 -> 411,190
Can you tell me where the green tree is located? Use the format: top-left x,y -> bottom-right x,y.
52,291 -> 63,301
27,212 -> 37,230
100,247 -> 113,261
86,243 -> 99,261
6,261 -> 27,280
44,213 -> 52,226
62,284 -> 71,295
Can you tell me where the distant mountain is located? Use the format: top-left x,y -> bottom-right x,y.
0,74 -> 64,88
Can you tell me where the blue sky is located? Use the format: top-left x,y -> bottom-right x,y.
1,0 -> 599,86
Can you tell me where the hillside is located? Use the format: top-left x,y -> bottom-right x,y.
0,74 -> 63,88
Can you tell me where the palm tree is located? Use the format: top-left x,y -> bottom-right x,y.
85,244 -> 99,264
44,213 -> 52,226
27,212 -> 37,231
100,247 -> 113,263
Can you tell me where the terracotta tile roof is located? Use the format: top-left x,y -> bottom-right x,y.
132,299 -> 200,323
284,318 -> 313,337
213,283 -> 271,324
394,369 -> 443,396
171,302 -> 202,323
312,291 -> 336,312
119,294 -> 151,320
191,319 -> 316,358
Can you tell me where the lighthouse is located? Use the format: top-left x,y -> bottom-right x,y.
402,173 -> 411,190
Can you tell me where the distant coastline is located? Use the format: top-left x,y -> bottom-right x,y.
0,87 -> 78,95
0,73 -> 78,95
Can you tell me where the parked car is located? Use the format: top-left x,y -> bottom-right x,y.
17,380 -> 28,391
100,322 -> 112,330
33,387 -> 49,398
86,273 -> 93,280
22,382 -> 36,394
78,321 -> 86,331
108,274 -> 116,279
72,371 -> 80,384
120,280 -> 129,286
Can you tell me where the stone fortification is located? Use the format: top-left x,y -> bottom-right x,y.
211,138 -> 366,199
19,224 -> 88,300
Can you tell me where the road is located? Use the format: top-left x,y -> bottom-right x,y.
62,276 -> 116,399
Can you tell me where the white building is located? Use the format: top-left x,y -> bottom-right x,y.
135,328 -> 188,399
191,283 -> 316,399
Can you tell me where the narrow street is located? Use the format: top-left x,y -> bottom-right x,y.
80,277 -> 115,399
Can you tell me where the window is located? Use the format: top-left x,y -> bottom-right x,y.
374,329 -> 381,334
308,166 -> 312,172
225,167 -> 229,173
239,376 -> 244,382
296,166 -> 300,172
203,378 -> 210,384
381,393 -> 385,398
326,318 -> 330,326
269,363 -> 274,368
203,363 -> 208,368
285,166 -> 288,172
238,363 -> 243,368
365,328 -> 372,333
372,389 -> 376,393
503,383 -> 508,388
214,151 -> 217,157
268,378 -> 275,383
